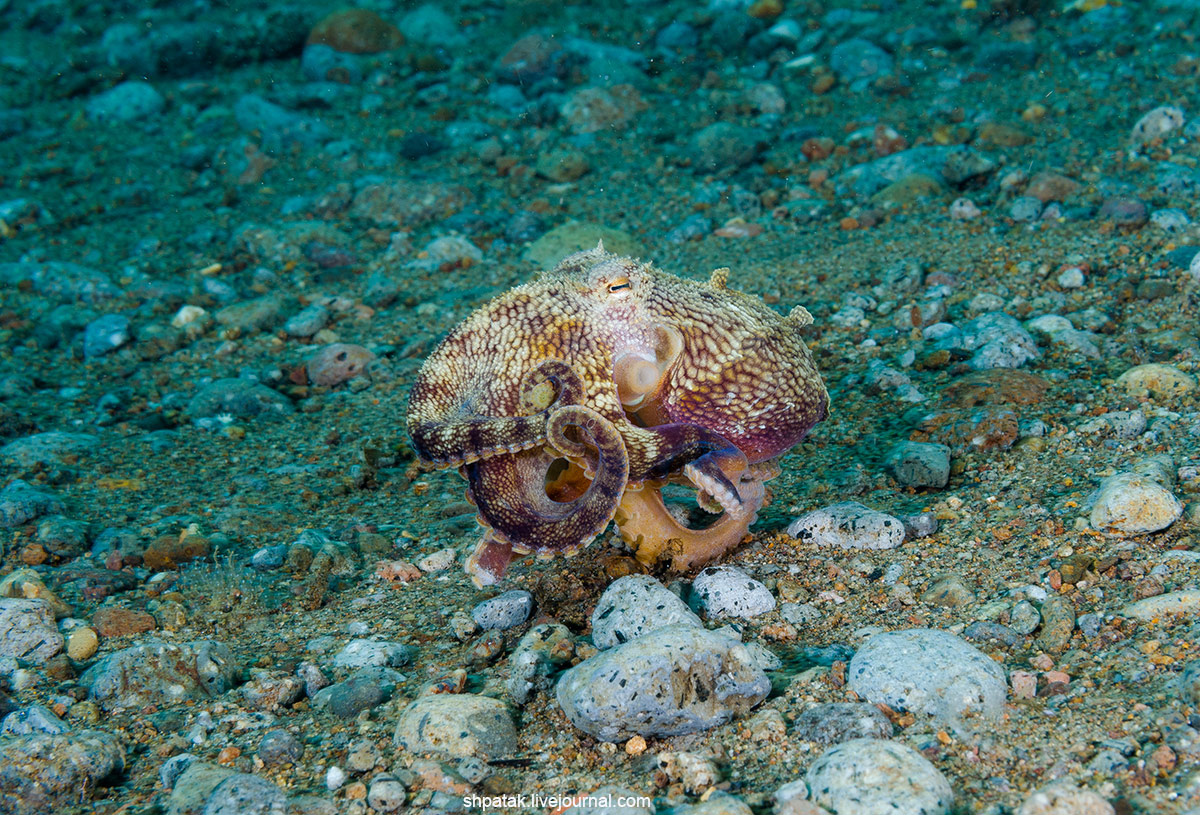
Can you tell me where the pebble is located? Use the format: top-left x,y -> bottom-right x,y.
1099,196 -> 1148,227
2,432 -> 98,467
202,772 -> 289,815
1015,781 -> 1115,815
0,599 -> 63,664
332,639 -> 412,670
556,623 -> 769,741
185,379 -> 294,422
82,314 -> 131,357
0,730 -> 126,810
806,738 -> 953,815
791,702 -> 892,744
848,628 -> 1007,731
67,626 -> 100,660
787,501 -> 906,550
471,589 -> 533,630
85,80 -> 165,123
1122,590 -> 1200,621
591,574 -> 701,648
507,622 -> 573,705
367,774 -> 406,813
394,693 -> 518,759
239,674 -> 303,712
523,221 -> 645,269
1090,471 -> 1183,534
258,729 -> 304,766
884,441 -> 951,488
0,480 -> 65,527
81,639 -> 239,709
1115,363 -> 1196,399
690,566 -> 776,619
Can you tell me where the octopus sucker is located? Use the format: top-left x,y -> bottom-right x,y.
405,246 -> 829,584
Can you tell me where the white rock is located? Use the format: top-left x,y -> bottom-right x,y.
787,502 -> 905,550
591,575 -> 701,649
1090,472 -> 1182,534
691,566 -> 775,619
806,738 -> 953,815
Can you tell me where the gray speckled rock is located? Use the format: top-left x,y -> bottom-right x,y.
471,590 -> 533,630
1,432 -> 98,466
556,623 -> 769,741
0,729 -> 126,812
691,566 -> 775,619
848,629 -> 1006,732
787,502 -> 905,550
202,772 -> 288,815
1015,781 -> 1114,815
791,702 -> 893,745
806,738 -> 953,815
884,441 -> 951,488
394,693 -> 517,759
591,575 -> 701,648
0,480 -> 65,528
185,379 -> 294,422
0,599 -> 63,664
81,640 -> 240,710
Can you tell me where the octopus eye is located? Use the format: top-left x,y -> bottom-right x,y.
607,278 -> 632,294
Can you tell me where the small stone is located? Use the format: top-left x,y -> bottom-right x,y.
1115,363 -> 1196,399
1009,196 -> 1043,222
591,575 -> 701,648
1090,471 -> 1183,534
806,738 -> 953,815
307,8 -> 404,54
1,705 -> 69,736
92,606 -> 156,638
556,624 -> 769,741
0,599 -> 63,664
1015,781 -> 1115,815
471,590 -> 533,630
239,674 -> 303,712
787,502 -> 905,550
523,221 -> 645,270
560,85 -> 644,134
0,730 -> 125,810
848,628 -> 1007,732
85,80 -> 165,123
2,432 -> 98,467
691,566 -> 775,619
394,694 -> 518,759
884,441 -> 951,488
367,774 -> 406,813
1025,171 -> 1080,203
67,627 -> 99,660
1122,590 -> 1200,621
791,702 -> 892,745
258,729 -> 304,767
83,314 -> 131,357
307,343 -> 375,387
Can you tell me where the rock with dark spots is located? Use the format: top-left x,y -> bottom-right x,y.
591,575 -> 701,649
394,693 -> 517,759
81,640 -> 240,710
791,702 -> 893,745
0,480 -> 65,528
807,738 -> 953,815
471,590 -> 533,631
186,379 -> 294,422
1033,595 -> 1076,655
884,441 -> 951,488
0,729 -> 125,813
556,624 -> 769,741
690,566 -> 775,619
786,502 -> 905,550
0,599 -> 63,664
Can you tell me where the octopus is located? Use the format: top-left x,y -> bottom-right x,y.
406,246 -> 829,586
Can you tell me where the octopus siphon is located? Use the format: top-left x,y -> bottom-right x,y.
405,246 -> 829,586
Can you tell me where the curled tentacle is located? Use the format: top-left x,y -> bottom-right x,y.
408,359 -> 584,469
614,474 -> 767,572
462,405 -> 629,586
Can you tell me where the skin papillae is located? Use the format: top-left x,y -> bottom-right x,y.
405,245 -> 829,586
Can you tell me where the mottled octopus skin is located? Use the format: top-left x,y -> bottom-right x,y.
405,246 -> 829,584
